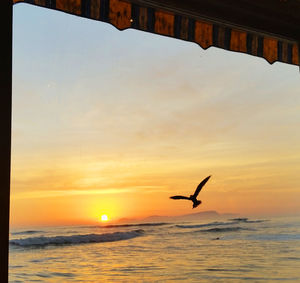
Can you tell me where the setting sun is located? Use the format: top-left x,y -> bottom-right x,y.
100,214 -> 108,222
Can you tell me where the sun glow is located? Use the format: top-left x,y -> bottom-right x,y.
100,214 -> 108,222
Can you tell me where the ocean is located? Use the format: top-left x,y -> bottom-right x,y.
9,216 -> 300,282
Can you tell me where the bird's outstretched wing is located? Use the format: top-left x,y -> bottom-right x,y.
170,195 -> 190,200
193,175 -> 211,198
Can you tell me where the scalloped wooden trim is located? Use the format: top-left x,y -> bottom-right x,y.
13,0 -> 299,66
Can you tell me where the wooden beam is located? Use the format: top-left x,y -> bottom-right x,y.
0,0 -> 12,281
129,0 -> 300,42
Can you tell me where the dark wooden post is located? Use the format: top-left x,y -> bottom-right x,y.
0,0 -> 12,281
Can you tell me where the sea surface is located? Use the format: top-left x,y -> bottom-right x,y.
9,216 -> 300,282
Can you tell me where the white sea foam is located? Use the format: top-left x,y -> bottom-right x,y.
10,229 -> 144,247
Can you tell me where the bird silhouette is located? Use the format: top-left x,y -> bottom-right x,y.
169,176 -> 211,208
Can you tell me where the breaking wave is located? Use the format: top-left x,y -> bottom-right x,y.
101,222 -> 169,228
199,227 -> 250,233
10,229 -> 144,247
176,221 -> 234,229
11,230 -> 44,236
230,218 -> 267,223
230,218 -> 249,222
86,222 -> 170,229
176,218 -> 268,229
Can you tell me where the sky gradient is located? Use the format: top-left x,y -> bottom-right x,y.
11,3 -> 300,227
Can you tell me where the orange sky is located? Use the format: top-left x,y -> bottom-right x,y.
10,4 -> 300,227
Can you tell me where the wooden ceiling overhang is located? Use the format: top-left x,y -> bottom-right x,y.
13,0 -> 300,65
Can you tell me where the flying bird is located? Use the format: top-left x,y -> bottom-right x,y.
169,176 -> 211,209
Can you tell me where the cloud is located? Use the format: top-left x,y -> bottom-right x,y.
11,185 -> 165,200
